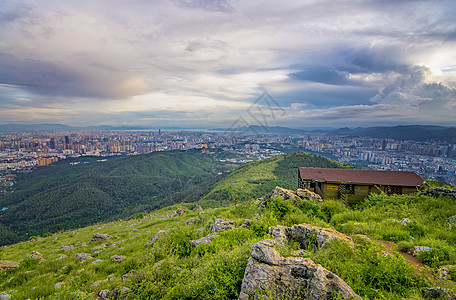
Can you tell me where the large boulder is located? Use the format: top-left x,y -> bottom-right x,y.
290,224 -> 354,251
0,261 -> 19,272
268,186 -> 301,201
297,188 -> 323,201
269,224 -> 354,251
239,239 -> 362,300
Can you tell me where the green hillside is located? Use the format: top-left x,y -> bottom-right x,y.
0,152 -> 225,246
0,188 -> 455,299
203,152 -> 349,204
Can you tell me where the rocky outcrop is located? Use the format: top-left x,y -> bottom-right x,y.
419,187 -> 456,200
171,208 -> 186,217
239,239 -> 362,300
0,260 -> 19,272
91,233 -> 113,241
210,218 -> 236,233
268,186 -> 301,201
75,253 -> 93,262
26,251 -> 45,261
144,230 -> 170,247
297,188 -> 323,201
190,234 -> 216,247
184,218 -> 202,226
269,224 -> 354,251
111,255 -> 126,262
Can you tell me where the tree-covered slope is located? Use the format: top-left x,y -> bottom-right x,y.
0,152 -> 224,245
203,152 -> 349,203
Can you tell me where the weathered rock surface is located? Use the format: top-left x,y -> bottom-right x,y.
111,287 -> 130,299
92,274 -> 116,287
26,251 -> 45,261
111,255 -> 126,262
419,187 -> 456,200
171,208 -> 186,217
190,234 -> 216,247
291,224 -> 354,251
241,219 -> 252,228
422,287 -> 456,299
210,218 -> 236,233
184,218 -> 202,226
268,225 -> 290,246
269,224 -> 354,251
269,186 -> 301,201
91,233 -> 113,242
0,292 -> 11,299
297,188 -> 323,201
144,230 -> 170,247
58,244 -> 75,251
97,289 -> 111,299
75,253 -> 93,262
239,239 -> 362,300
0,260 -> 19,272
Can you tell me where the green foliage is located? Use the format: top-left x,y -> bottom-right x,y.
0,151 -> 226,245
203,152 -> 349,203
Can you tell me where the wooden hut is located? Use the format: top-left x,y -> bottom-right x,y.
298,167 -> 424,204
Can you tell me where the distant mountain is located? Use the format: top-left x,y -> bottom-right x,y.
0,151 -> 226,245
223,125 -> 311,135
332,125 -> 456,142
202,152 -> 350,204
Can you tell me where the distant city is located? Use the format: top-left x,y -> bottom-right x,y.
1,128 -> 455,195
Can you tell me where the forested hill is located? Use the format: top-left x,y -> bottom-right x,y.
202,152 -> 350,205
0,152 -> 224,245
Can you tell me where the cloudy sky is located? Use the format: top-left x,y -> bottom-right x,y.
1,0 -> 456,129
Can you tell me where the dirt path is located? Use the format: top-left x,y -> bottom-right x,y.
374,240 -> 435,282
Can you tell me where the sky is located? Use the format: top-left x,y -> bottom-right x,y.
1,0 -> 456,129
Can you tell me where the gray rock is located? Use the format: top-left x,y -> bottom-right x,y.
92,259 -> 103,264
241,219 -> 252,228
210,218 -> 236,233
92,274 -> 116,287
111,255 -> 126,262
74,253 -> 93,262
144,230 -> 170,247
98,290 -> 111,300
400,218 -> 411,226
59,244 -> 75,251
409,246 -> 432,257
184,218 -> 202,225
269,186 -> 301,201
90,233 -> 113,241
297,188 -> 323,201
171,208 -> 186,217
57,255 -> 67,260
190,234 -> 216,247
438,265 -> 454,280
111,287 -> 131,299
26,251 -> 45,261
54,282 -> 66,289
239,239 -> 362,299
0,260 -> 19,271
91,243 -> 107,252
290,224 -> 354,251
422,287 -> 456,299
269,225 -> 290,246
0,292 -> 11,299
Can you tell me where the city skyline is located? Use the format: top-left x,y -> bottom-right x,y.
1,0 -> 456,128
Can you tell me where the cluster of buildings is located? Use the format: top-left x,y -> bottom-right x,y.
0,129 -> 455,188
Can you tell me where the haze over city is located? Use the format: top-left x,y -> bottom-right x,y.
1,0 -> 456,128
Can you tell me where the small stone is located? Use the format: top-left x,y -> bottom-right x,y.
111,287 -> 130,298
25,251 -> 45,261
0,292 -> 11,299
400,218 -> 411,226
111,255 -> 126,262
54,282 -> 65,289
184,218 -> 201,225
92,259 -> 103,264
59,244 -> 75,251
190,234 -> 215,247
144,230 -> 170,247
74,253 -> 93,262
98,290 -> 111,300
209,218 -> 236,233
57,255 -> 67,260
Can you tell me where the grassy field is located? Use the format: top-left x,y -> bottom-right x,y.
1,187 -> 455,299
